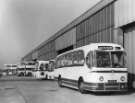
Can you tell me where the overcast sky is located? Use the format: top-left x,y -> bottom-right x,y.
0,0 -> 101,68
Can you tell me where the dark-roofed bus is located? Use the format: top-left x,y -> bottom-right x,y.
55,43 -> 128,93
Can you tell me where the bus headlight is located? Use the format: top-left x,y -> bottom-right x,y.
99,76 -> 104,81
120,76 -> 125,81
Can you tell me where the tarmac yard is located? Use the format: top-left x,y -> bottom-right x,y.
0,80 -> 135,103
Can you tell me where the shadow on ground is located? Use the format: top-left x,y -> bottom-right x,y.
59,85 -> 135,96
0,87 -> 26,103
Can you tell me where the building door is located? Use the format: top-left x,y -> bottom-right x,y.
124,26 -> 135,88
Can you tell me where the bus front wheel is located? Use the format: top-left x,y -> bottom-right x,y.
58,76 -> 62,87
78,79 -> 85,93
45,75 -> 48,80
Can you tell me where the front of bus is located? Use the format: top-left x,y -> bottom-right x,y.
86,44 -> 128,92
33,61 -> 44,79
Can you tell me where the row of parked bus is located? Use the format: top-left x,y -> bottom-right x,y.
17,60 -> 55,80
17,43 -> 128,93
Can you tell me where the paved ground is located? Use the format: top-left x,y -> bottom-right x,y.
0,80 -> 135,103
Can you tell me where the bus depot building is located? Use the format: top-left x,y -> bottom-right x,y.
22,0 -> 135,89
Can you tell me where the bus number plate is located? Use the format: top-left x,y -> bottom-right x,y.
108,80 -> 117,84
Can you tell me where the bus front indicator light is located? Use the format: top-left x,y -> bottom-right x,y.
99,76 -> 104,81
120,76 -> 125,81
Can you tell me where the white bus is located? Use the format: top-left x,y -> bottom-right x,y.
17,64 -> 26,76
33,60 -> 49,79
55,43 -> 128,93
25,63 -> 36,77
44,60 -> 55,80
4,64 -> 18,75
17,61 -> 36,77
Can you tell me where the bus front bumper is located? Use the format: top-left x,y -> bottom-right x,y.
83,82 -> 128,92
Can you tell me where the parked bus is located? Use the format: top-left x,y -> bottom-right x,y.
17,61 -> 36,77
44,60 -> 55,80
25,62 -> 36,77
55,43 -> 128,93
17,64 -> 26,76
4,64 -> 17,76
33,60 -> 49,79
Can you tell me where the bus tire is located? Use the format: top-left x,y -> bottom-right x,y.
78,78 -> 85,93
45,75 -> 48,80
58,76 -> 62,87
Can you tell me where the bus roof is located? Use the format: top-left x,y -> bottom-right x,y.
57,43 -> 124,57
18,65 -> 25,68
36,60 -> 49,64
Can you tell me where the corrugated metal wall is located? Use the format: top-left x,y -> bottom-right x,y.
22,0 -> 116,61
24,54 -> 32,61
55,28 -> 76,51
38,40 -> 56,60
32,51 -> 38,60
115,0 -> 135,28
124,26 -> 135,88
76,3 -> 114,47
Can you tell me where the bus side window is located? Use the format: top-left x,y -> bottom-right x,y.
40,63 -> 44,71
86,52 -> 93,68
56,58 -> 60,68
67,52 -> 72,66
78,51 -> 84,65
73,50 -> 84,66
73,51 -> 78,65
45,64 -> 49,70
